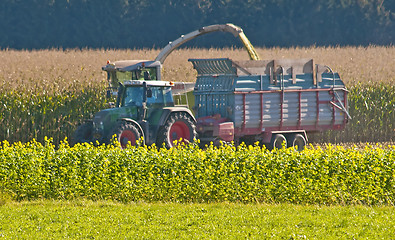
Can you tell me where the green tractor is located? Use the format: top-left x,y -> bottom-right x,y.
73,60 -> 197,148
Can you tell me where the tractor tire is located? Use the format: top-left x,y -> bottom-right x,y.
72,122 -> 94,146
157,112 -> 197,148
110,121 -> 142,149
269,134 -> 287,150
287,134 -> 306,151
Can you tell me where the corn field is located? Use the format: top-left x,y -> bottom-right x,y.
0,47 -> 394,144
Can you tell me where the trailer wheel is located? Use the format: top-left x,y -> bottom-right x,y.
270,134 -> 287,150
72,122 -> 93,146
288,134 -> 306,151
157,112 -> 197,148
110,121 -> 142,149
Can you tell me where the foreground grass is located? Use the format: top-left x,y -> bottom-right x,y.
0,201 -> 394,239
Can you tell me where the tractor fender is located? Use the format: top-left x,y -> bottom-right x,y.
118,118 -> 146,140
158,107 -> 196,127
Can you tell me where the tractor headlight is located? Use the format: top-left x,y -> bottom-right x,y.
93,121 -> 104,130
92,121 -> 105,142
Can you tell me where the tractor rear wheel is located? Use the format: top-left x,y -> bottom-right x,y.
110,121 -> 142,149
157,112 -> 197,148
72,122 -> 93,146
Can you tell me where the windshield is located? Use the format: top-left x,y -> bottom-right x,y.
121,85 -> 174,107
147,86 -> 173,106
123,86 -> 143,107
116,71 -> 135,82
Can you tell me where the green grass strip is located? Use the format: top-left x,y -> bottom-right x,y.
0,201 -> 394,239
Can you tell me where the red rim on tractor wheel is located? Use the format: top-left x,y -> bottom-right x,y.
169,121 -> 191,143
120,129 -> 137,148
109,121 -> 142,149
157,112 -> 197,148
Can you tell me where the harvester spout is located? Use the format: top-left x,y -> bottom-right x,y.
154,23 -> 260,64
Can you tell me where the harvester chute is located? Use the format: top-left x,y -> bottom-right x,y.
154,23 -> 260,64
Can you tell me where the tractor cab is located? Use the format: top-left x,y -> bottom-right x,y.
102,60 -> 162,96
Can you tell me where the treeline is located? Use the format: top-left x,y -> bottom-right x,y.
0,0 -> 393,49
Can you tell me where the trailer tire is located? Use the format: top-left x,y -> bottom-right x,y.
72,122 -> 93,146
270,134 -> 287,150
157,112 -> 197,148
287,134 -> 306,151
110,121 -> 142,149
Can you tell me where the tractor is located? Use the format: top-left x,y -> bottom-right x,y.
73,77 -> 197,148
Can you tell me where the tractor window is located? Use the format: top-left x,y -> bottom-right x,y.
146,86 -> 174,106
123,86 -> 143,107
116,68 -> 157,81
146,87 -> 164,106
163,87 -> 173,106
116,71 -> 136,82
139,68 -> 157,80
146,87 -> 162,105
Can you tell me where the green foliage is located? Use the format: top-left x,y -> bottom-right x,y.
0,140 -> 394,205
310,83 -> 395,142
0,88 -> 107,144
347,83 -> 395,142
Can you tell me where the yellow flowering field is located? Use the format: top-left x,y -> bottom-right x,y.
1,140 -> 393,205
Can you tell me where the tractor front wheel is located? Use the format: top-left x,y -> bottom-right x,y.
72,122 -> 93,146
110,121 -> 142,149
157,112 -> 197,148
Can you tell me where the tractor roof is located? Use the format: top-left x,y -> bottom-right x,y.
102,60 -> 161,72
123,80 -> 173,87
